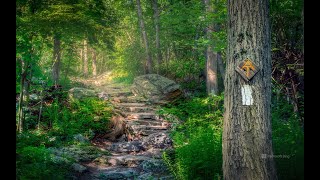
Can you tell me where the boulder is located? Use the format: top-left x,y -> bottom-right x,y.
68,87 -> 96,101
131,74 -> 182,103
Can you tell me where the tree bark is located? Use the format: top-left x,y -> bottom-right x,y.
83,39 -> 88,77
79,48 -> 83,74
301,7 -> 304,54
63,56 -> 72,84
152,0 -> 162,74
217,52 -> 226,89
17,59 -> 28,133
136,0 -> 152,74
223,0 -> 277,179
38,85 -> 44,130
203,0 -> 218,95
52,35 -> 61,87
92,49 -> 97,77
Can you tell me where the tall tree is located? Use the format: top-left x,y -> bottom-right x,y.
136,0 -> 152,74
79,48 -> 83,73
223,0 -> 277,179
152,0 -> 162,74
204,0 -> 218,96
17,58 -> 29,133
83,39 -> 88,77
92,49 -> 97,76
52,35 -> 61,86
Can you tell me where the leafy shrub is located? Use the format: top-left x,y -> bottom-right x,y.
41,97 -> 112,141
161,92 -> 303,180
272,95 -> 304,180
160,95 -> 224,180
16,145 -> 71,180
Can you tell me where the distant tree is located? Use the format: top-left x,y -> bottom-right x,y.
52,34 -> 61,87
203,0 -> 218,95
83,39 -> 89,77
136,0 -> 152,74
152,0 -> 162,74
92,49 -> 97,77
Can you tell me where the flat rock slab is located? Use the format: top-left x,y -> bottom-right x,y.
108,155 -> 151,167
113,96 -> 147,103
142,132 -> 173,149
131,74 -> 182,103
130,125 -> 168,135
115,103 -> 146,107
137,129 -> 168,136
68,87 -> 97,100
125,120 -> 166,126
91,167 -> 140,180
110,141 -> 146,153
125,113 -> 158,120
121,106 -> 155,113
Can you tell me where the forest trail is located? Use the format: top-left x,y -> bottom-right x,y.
74,73 -> 173,179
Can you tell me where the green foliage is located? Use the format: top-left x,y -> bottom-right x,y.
42,97 -> 112,139
16,95 -> 113,179
160,92 -> 304,180
16,131 -> 58,149
106,0 -> 227,86
272,94 -> 304,180
270,0 -> 303,49
16,143 -> 71,180
159,95 -> 224,180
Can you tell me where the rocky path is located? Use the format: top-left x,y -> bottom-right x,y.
77,80 -> 173,179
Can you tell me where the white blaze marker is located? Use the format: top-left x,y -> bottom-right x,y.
241,85 -> 253,105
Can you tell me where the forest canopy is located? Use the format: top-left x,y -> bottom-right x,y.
16,0 -> 304,179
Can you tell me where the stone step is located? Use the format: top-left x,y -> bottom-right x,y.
137,129 -> 168,136
90,167 -> 140,180
125,119 -> 165,126
107,91 -> 133,97
130,125 -> 168,134
115,103 -> 146,107
112,96 -> 148,103
107,154 -> 151,167
125,113 -> 158,120
109,140 -> 146,153
121,106 -> 155,113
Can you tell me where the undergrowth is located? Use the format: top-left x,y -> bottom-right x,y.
158,94 -> 224,180
159,92 -> 304,180
16,90 -> 113,180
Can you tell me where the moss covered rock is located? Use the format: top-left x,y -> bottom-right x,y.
131,74 -> 182,103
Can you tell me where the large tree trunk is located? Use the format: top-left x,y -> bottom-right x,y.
203,0 -> 218,95
92,49 -> 97,77
52,35 -> 61,87
223,0 -> 277,179
83,39 -> 88,77
136,0 -> 152,74
152,0 -> 162,74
